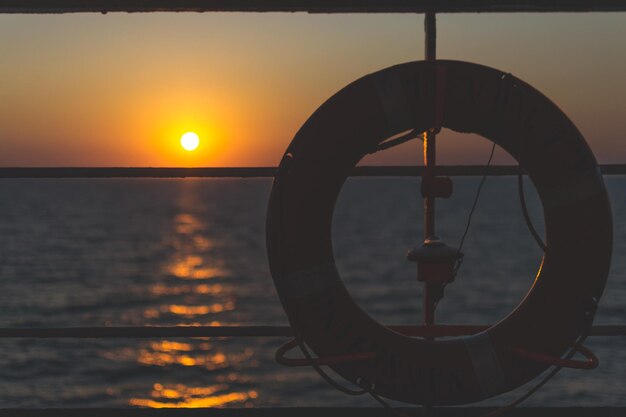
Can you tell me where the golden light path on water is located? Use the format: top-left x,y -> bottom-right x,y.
127,182 -> 254,409
129,383 -> 258,408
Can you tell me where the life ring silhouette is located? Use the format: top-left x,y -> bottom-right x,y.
266,60 -> 612,405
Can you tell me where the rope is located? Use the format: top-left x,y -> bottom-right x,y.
295,336 -> 416,417
430,141 -> 497,312
477,324 -> 594,417
369,129 -> 422,154
517,161 -> 547,253
475,135 -> 593,417
454,141 -> 497,276
295,339 -> 369,396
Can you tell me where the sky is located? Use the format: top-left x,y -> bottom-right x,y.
0,12 -> 624,167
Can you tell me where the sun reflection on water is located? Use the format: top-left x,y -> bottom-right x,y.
142,301 -> 235,319
126,184 -> 256,409
168,302 -> 235,316
137,350 -> 227,369
149,283 -> 225,296
175,213 -> 205,235
149,340 -> 211,352
130,383 -> 257,408
166,255 -> 229,280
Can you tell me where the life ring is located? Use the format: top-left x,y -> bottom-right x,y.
266,60 -> 612,405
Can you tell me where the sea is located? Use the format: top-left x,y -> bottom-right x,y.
0,176 -> 624,409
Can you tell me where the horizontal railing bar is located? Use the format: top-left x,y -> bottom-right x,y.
1,325 -> 624,338
0,167 -> 279,178
3,407 -> 626,417
0,325 -> 293,338
1,0 -> 626,14
1,164 -> 625,178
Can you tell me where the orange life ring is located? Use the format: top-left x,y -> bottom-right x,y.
266,60 -> 612,405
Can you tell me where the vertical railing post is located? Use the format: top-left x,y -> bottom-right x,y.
421,11 -> 438,416
422,10 -> 437,334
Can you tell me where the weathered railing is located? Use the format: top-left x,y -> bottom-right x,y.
1,164 -> 625,178
4,407 -> 625,416
1,0 -> 626,14
1,324 -> 625,338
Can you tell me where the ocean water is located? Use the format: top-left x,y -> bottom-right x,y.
0,176 -> 624,409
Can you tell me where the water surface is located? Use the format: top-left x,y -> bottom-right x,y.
0,177 -> 624,408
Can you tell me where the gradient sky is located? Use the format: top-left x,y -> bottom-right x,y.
0,12 -> 624,167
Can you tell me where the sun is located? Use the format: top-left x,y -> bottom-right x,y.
180,132 -> 200,151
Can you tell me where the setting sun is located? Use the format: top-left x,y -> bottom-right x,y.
180,132 -> 200,151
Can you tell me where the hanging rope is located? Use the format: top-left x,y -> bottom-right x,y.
453,142 -> 497,276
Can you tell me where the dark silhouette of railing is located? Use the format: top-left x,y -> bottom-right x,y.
1,324 -> 625,338
1,0 -> 626,14
1,164 -> 625,178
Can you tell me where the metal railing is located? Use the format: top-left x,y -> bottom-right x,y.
1,0 -> 626,14
1,164 -> 624,342
1,164 -> 625,178
1,324 -> 625,338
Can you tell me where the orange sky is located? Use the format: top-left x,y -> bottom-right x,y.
0,12 -> 624,167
